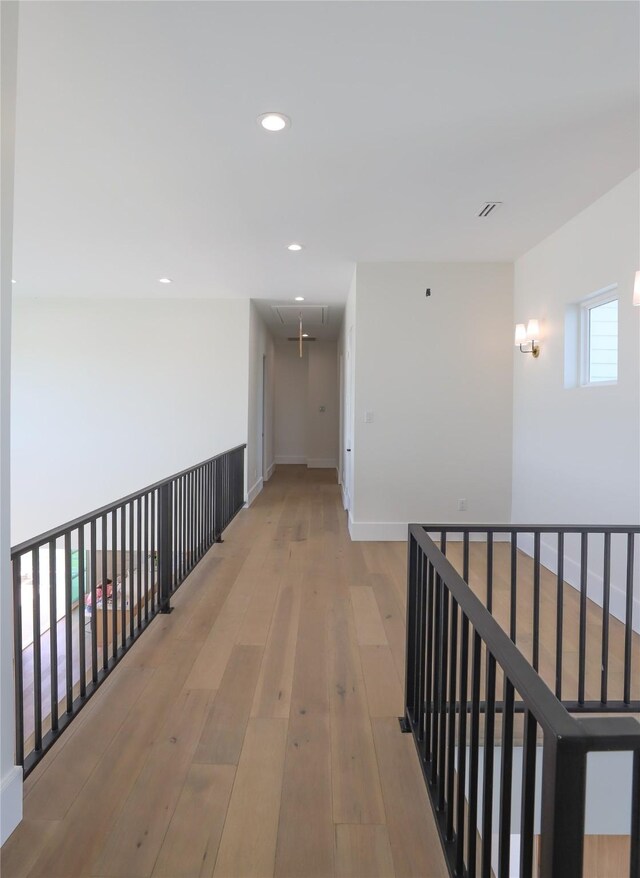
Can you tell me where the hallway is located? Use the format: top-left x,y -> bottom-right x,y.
1,466 -> 448,878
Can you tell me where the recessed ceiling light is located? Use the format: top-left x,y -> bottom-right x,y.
258,112 -> 291,132
11,279 -> 16,284
302,333 -> 309,338
295,296 -> 305,302
158,277 -> 172,284
287,243 -> 303,252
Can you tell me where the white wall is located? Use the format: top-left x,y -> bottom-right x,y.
274,340 -> 339,468
247,301 -> 275,504
274,342 -> 308,465
512,171 -> 640,626
1,0 -> 23,845
306,342 -> 339,468
11,298 -> 250,544
349,262 -> 514,540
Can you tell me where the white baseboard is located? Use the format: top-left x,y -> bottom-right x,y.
264,462 -> 275,482
341,485 -> 350,512
348,516 -> 408,541
0,765 -> 22,845
246,477 -> 263,507
273,457 -> 338,469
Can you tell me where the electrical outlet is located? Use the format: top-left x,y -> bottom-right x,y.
365,411 -> 374,423
319,405 -> 326,413
457,498 -> 467,512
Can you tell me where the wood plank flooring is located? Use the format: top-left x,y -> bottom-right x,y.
2,465 -> 637,878
0,467 -> 448,878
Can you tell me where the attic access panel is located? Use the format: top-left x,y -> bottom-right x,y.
271,305 -> 329,326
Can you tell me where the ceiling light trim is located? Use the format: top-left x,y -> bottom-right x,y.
258,112 -> 291,132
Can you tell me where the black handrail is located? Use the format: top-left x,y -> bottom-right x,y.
12,444 -> 246,776
402,523 -> 640,878
11,444 -> 247,556
420,524 -> 638,533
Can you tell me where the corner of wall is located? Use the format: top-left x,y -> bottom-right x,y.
0,765 -> 22,845
347,515 -> 408,541
246,476 -> 264,506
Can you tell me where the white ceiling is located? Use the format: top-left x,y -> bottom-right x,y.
253,300 -> 342,340
12,1 -> 640,333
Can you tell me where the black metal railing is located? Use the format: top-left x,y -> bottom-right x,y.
402,524 -> 640,878
425,525 -> 639,711
12,444 -> 245,776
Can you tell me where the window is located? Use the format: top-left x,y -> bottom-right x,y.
581,288 -> 618,385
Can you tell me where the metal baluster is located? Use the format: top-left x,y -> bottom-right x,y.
90,521 -> 97,682
533,532 -> 540,671
437,587 -> 450,812
430,573 -> 442,786
481,654 -> 496,878
121,504 -> 127,642
624,533 -> 635,705
578,532 -> 588,705
601,532 -> 611,704
463,532 -> 470,582
416,551 -> 427,742
424,561 -> 435,760
128,500 -> 135,638
49,540 -> 58,731
455,613 -> 469,875
158,482 -> 173,614
173,476 -> 178,582
144,494 -> 149,620
487,532 -> 494,613
179,476 -> 184,581
32,548 -> 42,750
78,526 -> 86,697
519,709 -> 538,878
150,491 -> 156,614
101,516 -> 108,669
467,631 -> 482,876
64,533 -> 73,712
555,532 -> 564,700
112,510 -> 118,658
13,555 -> 24,765
445,597 -> 458,841
510,532 -> 517,643
404,534 -> 417,727
137,497 -> 142,618
498,678 -> 515,877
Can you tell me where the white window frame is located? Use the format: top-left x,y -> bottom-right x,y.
579,284 -> 618,387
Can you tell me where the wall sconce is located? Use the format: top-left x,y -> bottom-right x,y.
634,271 -> 640,306
515,319 -> 540,358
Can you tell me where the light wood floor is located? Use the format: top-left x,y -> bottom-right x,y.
3,466 -> 637,878
1,466 -> 449,878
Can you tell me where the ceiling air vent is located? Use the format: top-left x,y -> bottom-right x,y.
478,201 -> 502,217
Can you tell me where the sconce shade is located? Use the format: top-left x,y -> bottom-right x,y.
526,319 -> 540,340
634,270 -> 640,306
514,323 -> 527,345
